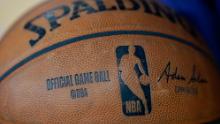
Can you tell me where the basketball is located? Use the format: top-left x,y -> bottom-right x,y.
0,0 -> 220,123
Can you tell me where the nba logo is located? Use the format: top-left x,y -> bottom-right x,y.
116,45 -> 152,116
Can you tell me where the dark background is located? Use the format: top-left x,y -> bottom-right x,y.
160,0 -> 220,68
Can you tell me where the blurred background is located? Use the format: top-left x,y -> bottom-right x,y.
0,0 -> 45,39
0,0 -> 220,67
160,0 -> 220,68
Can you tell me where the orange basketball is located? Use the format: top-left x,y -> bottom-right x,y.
1,0 -> 220,123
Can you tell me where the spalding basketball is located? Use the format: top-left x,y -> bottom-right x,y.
1,0 -> 220,123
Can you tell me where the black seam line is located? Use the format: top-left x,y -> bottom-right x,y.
0,30 -> 210,82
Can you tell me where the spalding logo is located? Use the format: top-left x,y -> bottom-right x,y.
25,0 -> 196,47
116,45 -> 152,116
